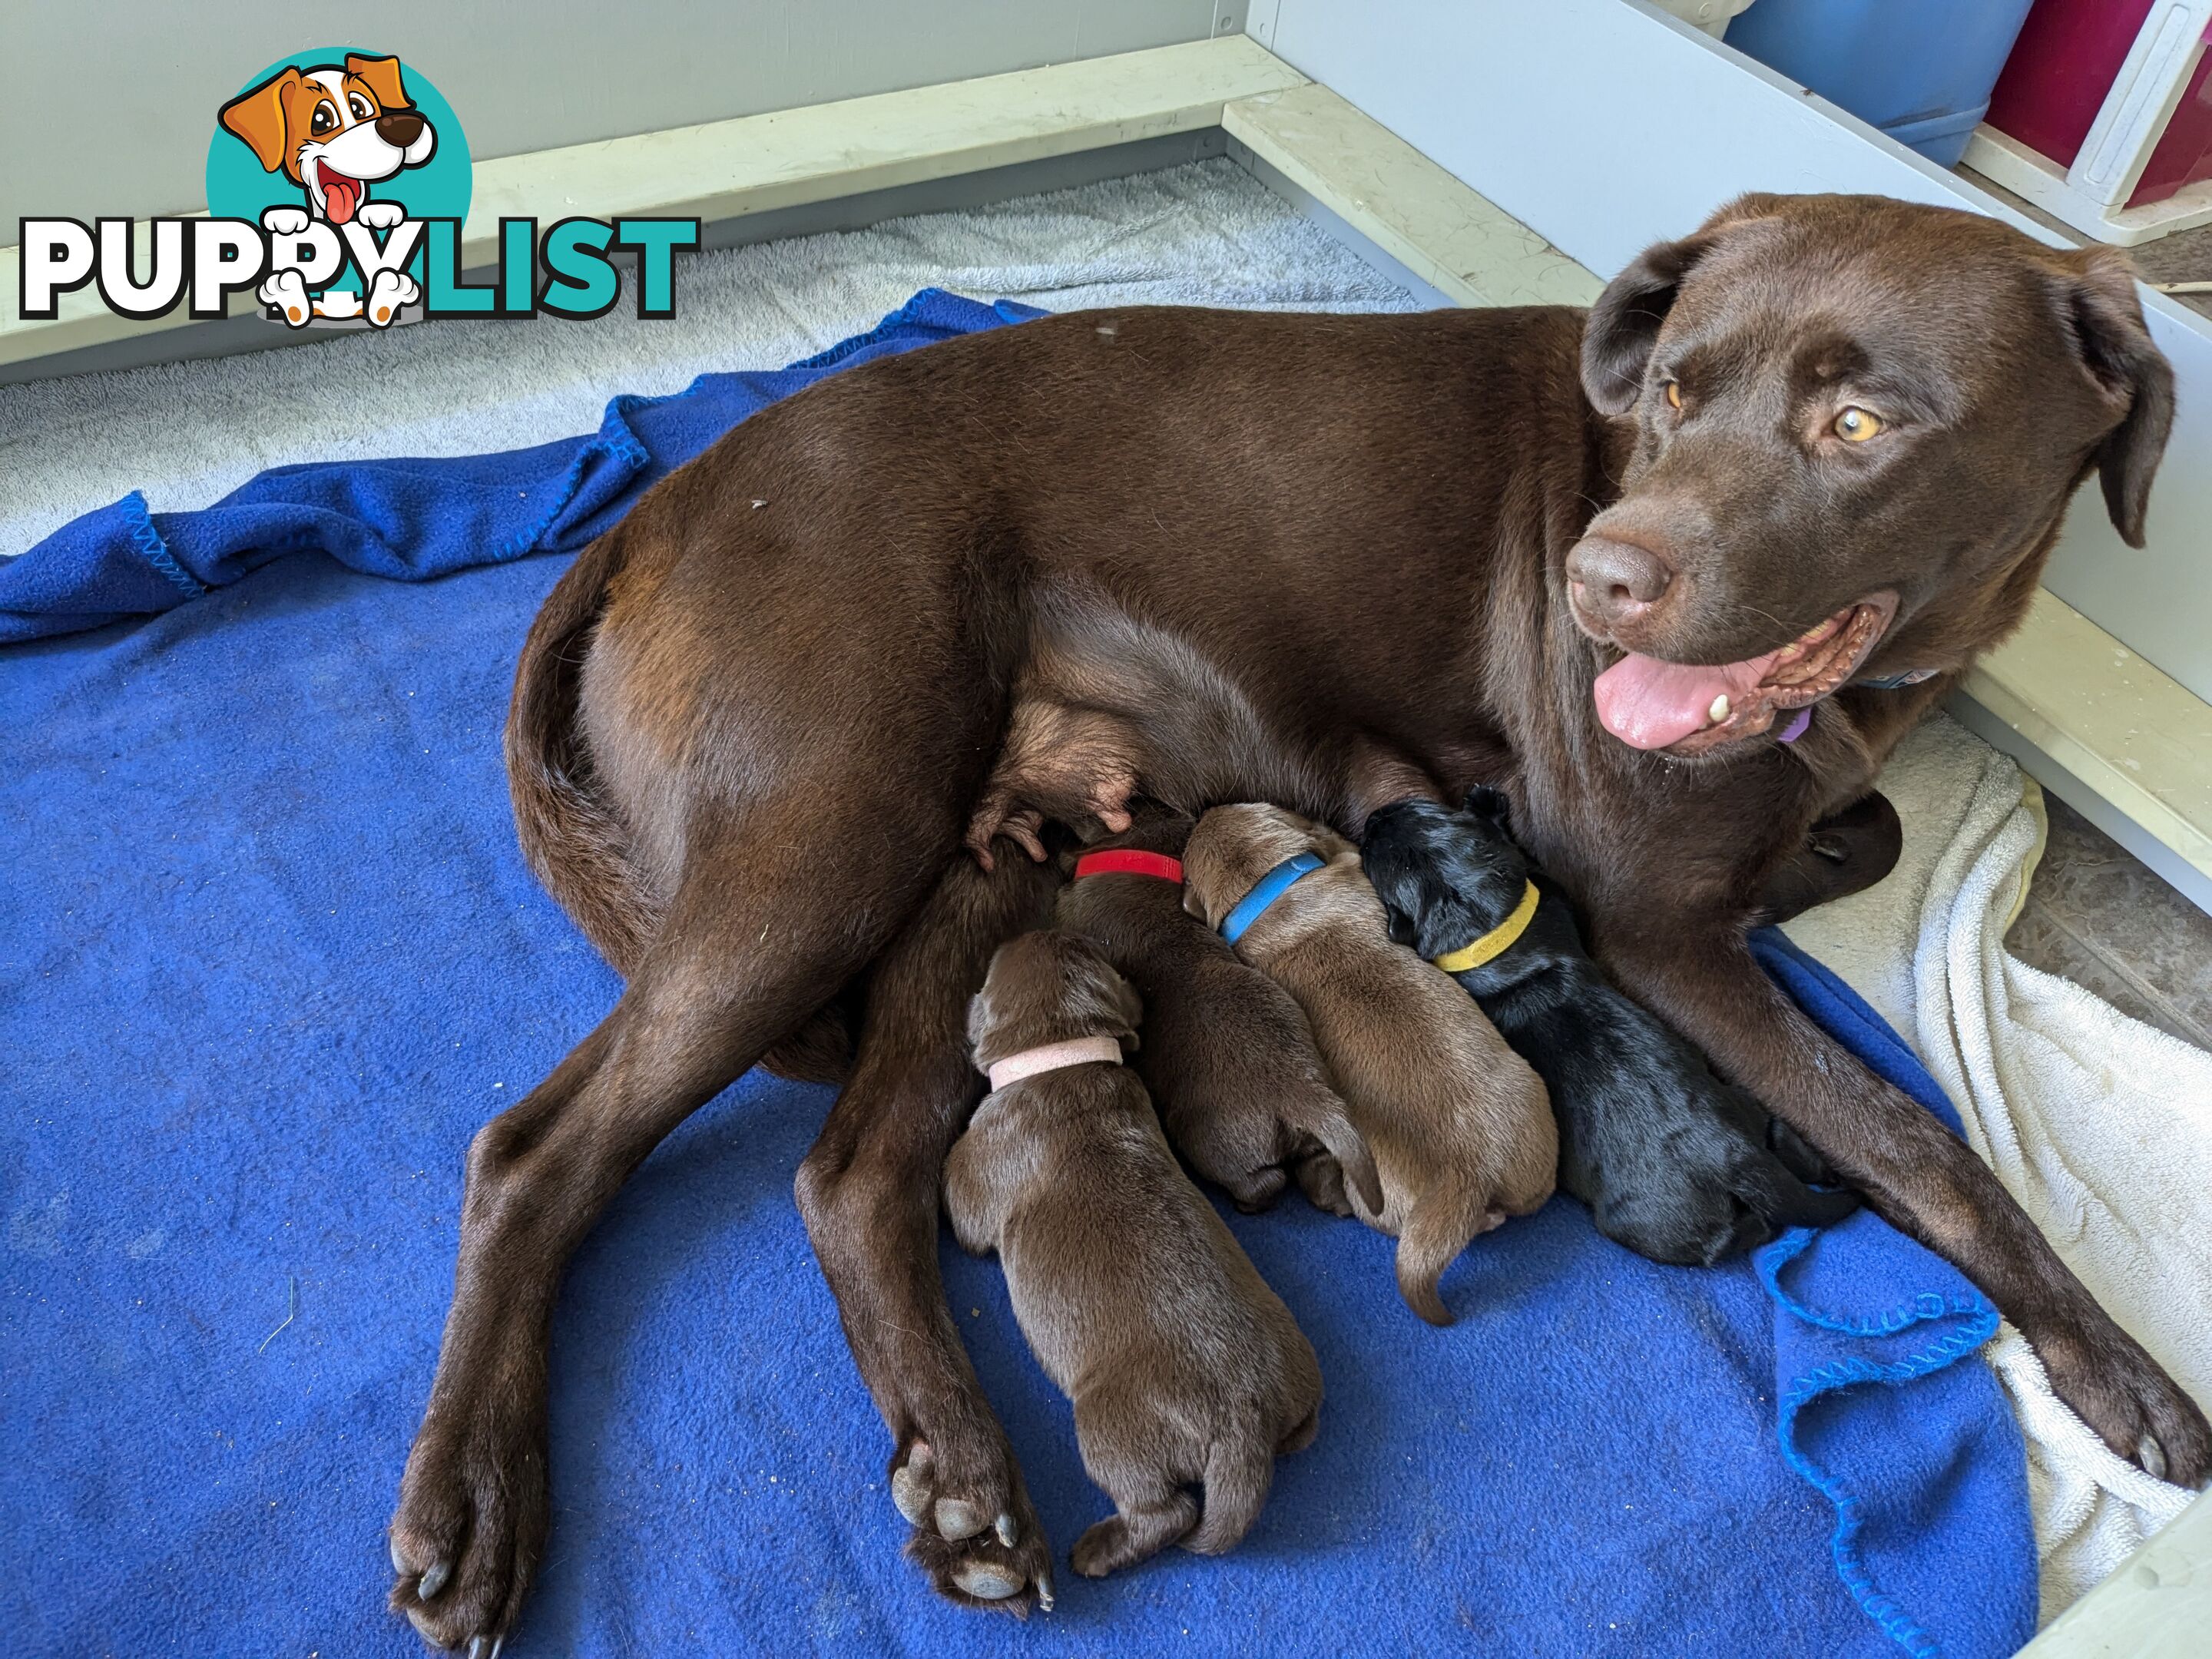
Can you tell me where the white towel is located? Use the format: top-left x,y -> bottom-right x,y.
1783,714 -> 2210,1621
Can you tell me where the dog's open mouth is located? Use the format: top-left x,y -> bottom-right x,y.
313,162 -> 366,226
1592,592 -> 1899,755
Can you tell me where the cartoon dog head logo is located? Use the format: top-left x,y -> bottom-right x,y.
218,53 -> 435,226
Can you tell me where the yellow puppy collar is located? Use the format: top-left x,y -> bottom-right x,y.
1432,879 -> 1540,974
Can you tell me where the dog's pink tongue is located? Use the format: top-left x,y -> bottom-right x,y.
1592,650 -> 1778,750
323,176 -> 361,225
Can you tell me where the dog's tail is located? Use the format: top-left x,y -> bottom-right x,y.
1280,1083 -> 1385,1217
505,525 -> 661,974
1184,1434 -> 1275,1556
1393,1178 -> 1502,1327
1730,1147 -> 1861,1234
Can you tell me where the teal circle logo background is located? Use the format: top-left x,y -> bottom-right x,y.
206,48 -> 469,293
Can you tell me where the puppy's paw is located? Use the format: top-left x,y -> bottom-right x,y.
366,268 -> 420,328
357,200 -> 407,231
1292,1148 -> 1353,1217
260,205 -> 311,237
1071,1495 -> 1198,1578
258,269 -> 313,328
965,798 -> 1048,872
890,1432 -> 1054,1613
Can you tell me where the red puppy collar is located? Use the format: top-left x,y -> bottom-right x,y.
1073,848 -> 1184,884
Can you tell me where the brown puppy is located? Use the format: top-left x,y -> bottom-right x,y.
945,929 -> 1323,1581
1052,809 -> 1384,1217
1183,804 -> 1556,1325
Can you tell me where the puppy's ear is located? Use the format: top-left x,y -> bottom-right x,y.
964,985 -> 995,1061
1383,908 -> 1417,949
219,68 -> 303,174
2055,250 -> 2174,549
1108,972 -> 1144,1054
346,53 -> 412,111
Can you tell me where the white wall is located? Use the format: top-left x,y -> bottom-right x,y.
0,0 -> 1226,230
1257,0 -> 2212,707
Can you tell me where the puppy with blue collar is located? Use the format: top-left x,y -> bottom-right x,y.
1360,789 -> 1859,1267
945,929 -> 1323,1584
1182,804 -> 1556,1324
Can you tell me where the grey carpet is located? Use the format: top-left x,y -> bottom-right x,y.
0,159 -> 1416,556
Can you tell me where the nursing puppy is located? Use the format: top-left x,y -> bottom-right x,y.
945,929 -> 1323,1581
1181,804 -> 1555,1323
1054,810 -> 1383,1217
1362,791 -> 1860,1265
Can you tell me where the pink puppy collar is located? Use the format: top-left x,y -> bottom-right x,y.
984,1035 -> 1124,1091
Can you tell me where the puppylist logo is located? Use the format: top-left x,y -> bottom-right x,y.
18,48 -> 700,329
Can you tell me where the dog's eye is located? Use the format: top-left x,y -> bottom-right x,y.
1663,381 -> 1683,410
349,92 -> 374,121
1833,406 -> 1884,442
310,103 -> 336,134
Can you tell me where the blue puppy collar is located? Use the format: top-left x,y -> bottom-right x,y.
1219,853 -> 1325,945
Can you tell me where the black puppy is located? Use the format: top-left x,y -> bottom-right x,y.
1360,790 -> 1858,1266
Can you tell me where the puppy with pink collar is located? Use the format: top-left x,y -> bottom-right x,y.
944,929 -> 1323,1584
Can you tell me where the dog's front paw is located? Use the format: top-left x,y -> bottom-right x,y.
357,200 -> 407,231
258,270 -> 313,327
260,205 -> 311,237
890,1432 -> 1054,1613
389,1393 -> 548,1654
366,268 -> 420,327
2038,1320 -> 2212,1488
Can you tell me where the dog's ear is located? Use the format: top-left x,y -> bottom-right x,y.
346,53 -> 412,111
219,68 -> 303,174
1383,907 -> 1417,949
1582,233 -> 1713,416
1581,195 -> 1788,416
2054,250 -> 2174,549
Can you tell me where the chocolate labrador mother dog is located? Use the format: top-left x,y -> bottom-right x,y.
388,194 -> 2205,1649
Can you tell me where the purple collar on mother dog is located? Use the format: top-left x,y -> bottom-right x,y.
1779,668 -> 1936,743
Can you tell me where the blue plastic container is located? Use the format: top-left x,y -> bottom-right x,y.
1725,0 -> 2039,167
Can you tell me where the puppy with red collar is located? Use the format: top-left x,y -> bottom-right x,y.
944,929 -> 1323,1585
218,53 -> 434,326
1055,810 -> 1381,1218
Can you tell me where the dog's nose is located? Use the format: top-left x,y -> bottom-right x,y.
376,111 -> 426,147
1566,535 -> 1674,631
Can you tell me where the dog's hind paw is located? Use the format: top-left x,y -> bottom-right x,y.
890,1433 -> 1054,1613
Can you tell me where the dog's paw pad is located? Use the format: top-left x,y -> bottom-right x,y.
934,1496 -> 987,1541
890,1442 -> 935,1525
952,1562 -> 1024,1599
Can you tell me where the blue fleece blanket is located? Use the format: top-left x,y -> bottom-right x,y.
0,295 -> 2034,1657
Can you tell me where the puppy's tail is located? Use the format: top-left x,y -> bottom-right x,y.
1282,1084 -> 1386,1217
505,525 -> 661,975
1393,1181 -> 1498,1327
1730,1147 -> 1860,1233
1184,1435 -> 1275,1556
